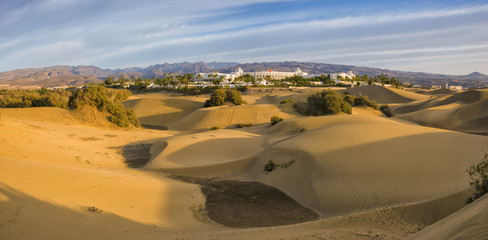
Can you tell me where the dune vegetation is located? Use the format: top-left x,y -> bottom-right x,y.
0,85 -> 139,127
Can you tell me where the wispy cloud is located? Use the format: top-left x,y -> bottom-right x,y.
0,0 -> 487,74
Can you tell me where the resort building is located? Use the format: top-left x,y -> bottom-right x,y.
196,68 -> 355,83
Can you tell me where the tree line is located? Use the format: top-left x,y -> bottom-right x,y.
104,72 -> 407,89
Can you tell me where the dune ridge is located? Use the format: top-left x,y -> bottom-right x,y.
392,89 -> 488,134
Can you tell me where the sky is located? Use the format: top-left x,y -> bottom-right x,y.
1,0 -> 487,75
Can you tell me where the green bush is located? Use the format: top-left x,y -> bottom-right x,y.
270,116 -> 284,126
353,95 -> 379,110
204,89 -> 243,107
264,160 -> 295,173
280,99 -> 295,104
225,89 -> 244,105
210,126 -> 220,130
295,90 -> 352,116
236,123 -> 253,128
380,105 -> 393,117
68,85 -> 139,128
353,95 -> 368,106
264,160 -> 278,173
467,154 -> 488,203
343,94 -> 355,105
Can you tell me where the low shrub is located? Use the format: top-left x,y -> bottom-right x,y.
264,160 -> 278,173
343,94 -> 355,105
210,126 -> 220,130
264,160 -> 295,173
270,116 -> 284,126
88,206 -> 103,213
467,153 -> 488,203
280,99 -> 295,104
380,105 -> 393,117
236,123 -> 253,128
353,95 -> 379,110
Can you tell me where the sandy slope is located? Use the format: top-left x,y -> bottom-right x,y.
393,89 -> 488,134
169,103 -> 300,131
407,194 -> 488,240
1,87 -> 487,239
124,92 -> 205,129
341,85 -> 429,104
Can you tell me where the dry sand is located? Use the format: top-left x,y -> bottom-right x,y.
392,89 -> 488,134
1,86 -> 488,239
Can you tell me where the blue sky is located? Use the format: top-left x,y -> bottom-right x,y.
1,0 -> 487,74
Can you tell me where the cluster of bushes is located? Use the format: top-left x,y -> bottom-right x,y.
204,89 -> 244,107
341,93 -> 379,110
295,90 -> 352,116
0,88 -> 72,108
68,85 -> 140,128
0,86 -> 139,128
294,90 -> 387,116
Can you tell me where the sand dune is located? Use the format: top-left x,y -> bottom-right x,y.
125,92 -> 205,130
393,89 -> 488,133
407,194 -> 488,240
169,103 -> 300,131
340,85 -> 429,104
252,115 -> 488,217
1,88 -> 487,239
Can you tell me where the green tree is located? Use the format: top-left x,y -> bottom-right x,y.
104,77 -> 114,86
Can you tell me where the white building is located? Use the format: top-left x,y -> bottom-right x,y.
196,68 -> 355,85
246,68 -> 308,80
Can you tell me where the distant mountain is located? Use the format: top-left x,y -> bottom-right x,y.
0,61 -> 486,89
223,62 -> 488,88
0,62 -> 238,89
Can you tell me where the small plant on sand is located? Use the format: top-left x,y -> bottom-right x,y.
280,99 -> 295,104
88,206 -> 103,213
380,105 -> 393,117
467,153 -> 488,203
299,128 -> 307,133
270,116 -> 284,126
264,160 -> 295,173
280,160 -> 295,168
264,160 -> 278,173
236,123 -> 253,128
210,126 -> 220,130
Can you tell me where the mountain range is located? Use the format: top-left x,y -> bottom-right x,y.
0,61 -> 487,89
